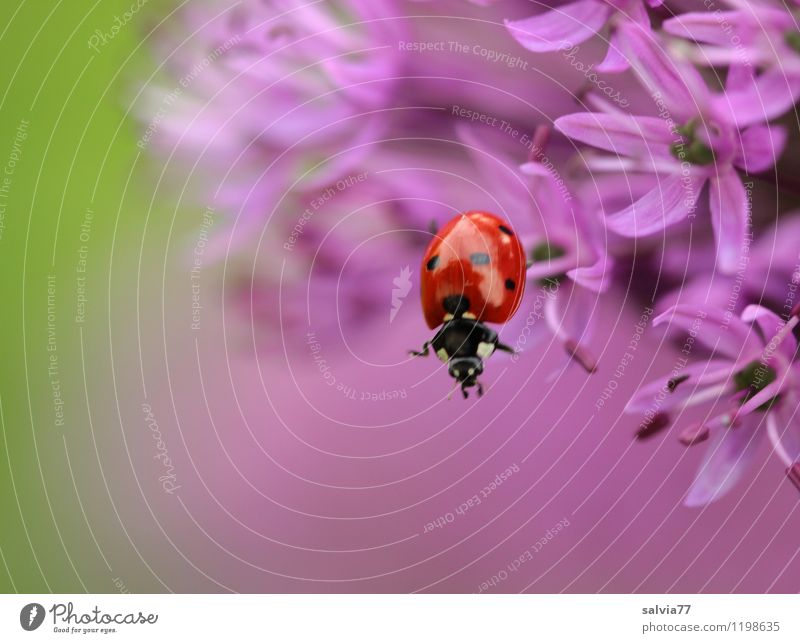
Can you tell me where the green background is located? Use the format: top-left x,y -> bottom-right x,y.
0,0 -> 174,593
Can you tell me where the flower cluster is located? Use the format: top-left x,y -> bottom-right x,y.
138,0 -> 800,506
628,303 -> 800,505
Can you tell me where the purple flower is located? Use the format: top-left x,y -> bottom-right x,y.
154,0 -> 402,149
657,211 -> 800,316
627,303 -> 800,506
505,0 -> 662,72
138,0 -> 405,254
459,123 -> 613,371
225,151 -> 472,346
555,22 -> 791,274
664,0 -> 800,76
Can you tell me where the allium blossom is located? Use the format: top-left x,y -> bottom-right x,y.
628,303 -> 800,506
139,0 -> 404,255
664,0 -> 800,76
555,22 -> 790,274
137,0 -> 800,531
505,0 -> 663,72
657,213 -> 800,316
227,146 -> 478,345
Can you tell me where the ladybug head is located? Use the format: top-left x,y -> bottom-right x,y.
448,356 -> 484,397
410,317 -> 511,399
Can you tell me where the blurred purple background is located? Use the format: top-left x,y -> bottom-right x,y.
118,0 -> 800,592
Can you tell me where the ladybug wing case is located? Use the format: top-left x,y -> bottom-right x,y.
421,212 -> 526,329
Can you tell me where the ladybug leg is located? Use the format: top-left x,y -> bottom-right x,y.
409,341 -> 431,357
476,380 -> 484,397
447,380 -> 460,401
496,341 -> 515,354
480,326 -> 515,355
427,219 -> 439,236
461,382 -> 470,399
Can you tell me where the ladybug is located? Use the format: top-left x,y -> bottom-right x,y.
411,211 -> 526,398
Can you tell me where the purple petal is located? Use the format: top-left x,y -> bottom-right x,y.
596,28 -> 629,73
545,282 -> 598,371
733,124 -> 787,174
504,1 -> 612,52
626,359 -> 734,414
605,173 -> 704,237
567,255 -> 613,293
767,386 -> 800,467
519,161 -> 552,178
542,282 -> 586,340
663,12 -> 748,47
519,160 -> 554,181
679,423 -> 711,446
726,65 -> 755,93
555,112 -> 675,158
497,283 -> 556,355
564,337 -> 598,373
741,304 -> 785,341
621,0 -> 652,27
617,21 -> 711,117
560,280 -> 597,342
708,168 -> 747,275
750,215 -> 800,302
739,378 -> 783,415
526,254 -> 580,283
657,277 -> 739,316
685,414 -> 765,506
741,304 -> 796,360
654,304 -> 760,359
456,123 -> 534,225
714,69 -> 800,128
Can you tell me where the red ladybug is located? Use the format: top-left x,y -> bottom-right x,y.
411,211 -> 526,398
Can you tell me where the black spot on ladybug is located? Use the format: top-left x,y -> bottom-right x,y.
469,252 -> 490,265
426,255 -> 440,270
498,224 -> 514,236
442,295 -> 470,317
505,278 -> 516,291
